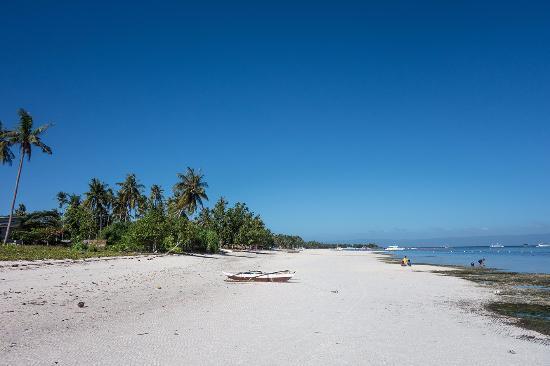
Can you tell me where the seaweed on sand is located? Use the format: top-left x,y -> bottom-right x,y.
432,268 -> 550,337
486,302 -> 550,337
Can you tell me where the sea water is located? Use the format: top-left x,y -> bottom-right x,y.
387,246 -> 550,274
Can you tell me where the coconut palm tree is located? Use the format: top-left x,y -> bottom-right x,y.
84,178 -> 111,235
56,191 -> 69,212
0,121 -> 15,165
105,188 -> 115,226
68,194 -> 82,208
3,109 -> 52,244
148,184 -> 164,211
172,167 -> 209,217
115,173 -> 144,221
56,191 -> 69,241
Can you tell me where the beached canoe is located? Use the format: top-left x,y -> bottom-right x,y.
223,270 -> 295,282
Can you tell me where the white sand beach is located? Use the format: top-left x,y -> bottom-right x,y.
1,250 -> 548,365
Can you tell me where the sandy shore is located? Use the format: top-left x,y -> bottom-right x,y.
1,250 -> 548,365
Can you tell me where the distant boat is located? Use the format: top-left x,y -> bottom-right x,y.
536,243 -> 550,248
224,270 -> 295,282
385,245 -> 405,251
490,243 -> 504,248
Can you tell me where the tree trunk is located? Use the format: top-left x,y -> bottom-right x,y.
98,213 -> 103,239
3,153 -> 24,245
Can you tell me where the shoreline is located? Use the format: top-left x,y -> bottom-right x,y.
1,250 -> 548,365
377,251 -> 550,337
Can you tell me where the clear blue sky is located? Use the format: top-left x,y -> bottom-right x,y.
1,1 -> 549,241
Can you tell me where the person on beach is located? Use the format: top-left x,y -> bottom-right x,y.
401,256 -> 410,266
470,262 -> 475,267
478,258 -> 485,267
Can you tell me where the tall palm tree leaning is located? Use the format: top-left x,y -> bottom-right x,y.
3,109 -> 53,244
173,167 -> 209,217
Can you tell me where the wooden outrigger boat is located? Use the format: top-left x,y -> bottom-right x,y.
286,249 -> 302,253
224,270 -> 295,282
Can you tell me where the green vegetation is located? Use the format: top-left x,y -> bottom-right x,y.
0,108 -> 283,256
0,121 -> 16,164
432,268 -> 550,288
172,167 -> 209,217
303,241 -> 381,250
3,181 -> 379,259
5,173 -> 283,255
1,108 -> 379,260
0,244 -> 134,261
1,131 -> 300,258
487,302 -> 550,336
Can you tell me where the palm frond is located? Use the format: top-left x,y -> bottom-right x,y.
0,140 -> 14,165
31,138 -> 52,154
32,123 -> 53,136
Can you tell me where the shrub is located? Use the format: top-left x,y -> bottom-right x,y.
100,222 -> 131,246
173,220 -> 203,252
71,241 -> 89,251
162,235 -> 183,254
13,227 -> 62,245
166,219 -> 216,253
121,211 -> 168,252
204,229 -> 219,253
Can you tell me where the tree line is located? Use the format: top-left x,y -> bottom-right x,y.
0,109 -> 308,253
8,172 -> 312,253
6,166 -> 292,253
1,109 -> 379,253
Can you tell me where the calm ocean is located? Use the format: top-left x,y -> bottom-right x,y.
386,245 -> 550,274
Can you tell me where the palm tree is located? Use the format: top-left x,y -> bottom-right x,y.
56,191 -> 69,241
0,121 -> 15,165
84,178 -> 111,235
173,167 -> 209,217
105,188 -> 115,226
56,191 -> 69,212
68,194 -> 82,208
3,109 -> 52,244
148,184 -> 164,211
115,173 -> 144,221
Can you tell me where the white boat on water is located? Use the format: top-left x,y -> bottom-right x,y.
490,243 -> 504,248
536,243 -> 550,248
385,245 -> 405,251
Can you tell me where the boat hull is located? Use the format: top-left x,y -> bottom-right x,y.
226,275 -> 293,282
224,271 -> 294,282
